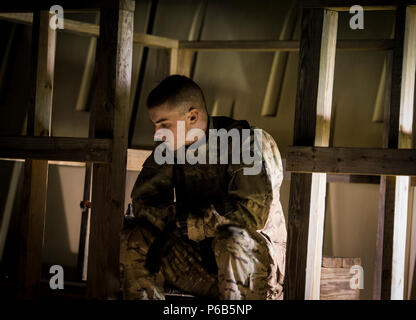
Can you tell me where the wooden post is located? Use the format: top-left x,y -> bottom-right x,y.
86,0 -> 135,299
18,10 -> 56,299
170,48 -> 192,76
261,1 -> 298,117
285,8 -> 338,300
75,13 -> 99,112
375,5 -> 416,300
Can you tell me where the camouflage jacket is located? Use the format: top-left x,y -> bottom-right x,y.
131,116 -> 287,281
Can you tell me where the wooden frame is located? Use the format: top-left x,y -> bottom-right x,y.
0,13 -> 395,52
85,0 -> 134,299
375,5 -> 416,300
17,10 -> 56,299
285,7 -> 338,300
0,136 -> 112,163
285,3 -> 416,301
0,12 -> 178,49
286,146 -> 416,176
1,0 -> 414,300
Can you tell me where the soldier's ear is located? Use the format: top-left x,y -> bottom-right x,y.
187,107 -> 198,124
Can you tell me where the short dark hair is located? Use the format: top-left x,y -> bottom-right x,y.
146,75 -> 207,113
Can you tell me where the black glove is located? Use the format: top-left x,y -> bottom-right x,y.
145,221 -> 181,273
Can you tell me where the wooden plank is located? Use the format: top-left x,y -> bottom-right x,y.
170,48 -> 193,76
322,257 -> 343,268
286,146 -> 416,176
133,32 -> 178,49
179,39 -> 394,52
389,6 -> 416,299
0,12 -> 396,52
261,1 -> 299,117
0,148 -> 151,171
128,0 -> 159,147
303,0 -> 415,9
285,8 -> 338,300
326,174 -> 381,184
320,256 -> 362,300
86,0 -> 134,299
17,10 -> 56,299
372,44 -> 394,123
342,257 -> 362,268
75,13 -> 99,112
320,267 -> 360,300
0,136 -> 112,162
0,12 -> 178,49
0,0 -> 110,11
375,6 -> 416,300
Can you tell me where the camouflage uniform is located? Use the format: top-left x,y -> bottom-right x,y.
120,116 -> 287,300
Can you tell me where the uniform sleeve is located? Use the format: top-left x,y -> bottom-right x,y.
187,129 -> 275,242
130,154 -> 176,231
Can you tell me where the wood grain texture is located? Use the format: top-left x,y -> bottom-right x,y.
86,0 -> 134,299
286,146 -> 416,176
375,6 -> 416,300
0,136 -> 112,163
306,9 -> 337,300
0,12 -> 395,52
169,48 -> 193,76
17,10 -> 56,299
178,39 -> 394,52
0,0 -> 107,11
303,0 -> 415,9
320,257 -> 362,300
0,12 -> 178,49
261,1 -> 298,117
285,7 -> 338,300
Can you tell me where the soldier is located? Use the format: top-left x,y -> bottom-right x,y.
120,75 -> 287,300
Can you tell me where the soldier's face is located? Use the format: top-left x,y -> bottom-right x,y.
149,103 -> 206,151
149,103 -> 186,150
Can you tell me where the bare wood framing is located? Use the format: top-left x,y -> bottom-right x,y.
261,1 -> 299,117
0,12 -> 178,49
86,0 -> 134,299
0,0 -> 112,12
75,13 -> 99,111
303,0 -> 416,10
382,6 -> 416,300
18,10 -> 56,299
286,146 -> 416,176
285,8 -> 338,300
170,48 -> 193,76
0,136 -> 112,163
3,153 -> 415,185
374,5 -> 416,301
178,39 -> 394,52
0,12 -> 397,52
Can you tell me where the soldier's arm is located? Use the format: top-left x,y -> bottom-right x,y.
130,154 -> 175,231
187,129 -> 279,242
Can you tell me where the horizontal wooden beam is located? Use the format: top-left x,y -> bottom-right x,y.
0,0 -> 132,12
303,0 -> 415,10
0,12 -> 179,49
0,12 -> 396,52
2,149 -> 415,185
179,39 -> 394,52
287,146 -> 416,176
0,136 -> 112,163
